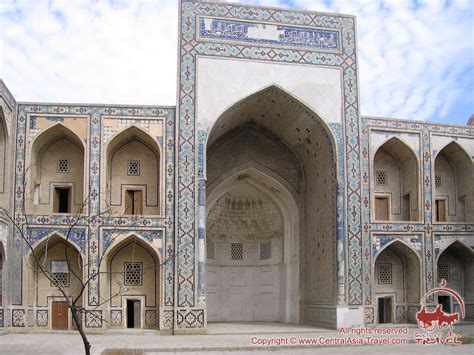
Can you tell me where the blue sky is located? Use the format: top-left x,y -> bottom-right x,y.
0,0 -> 472,124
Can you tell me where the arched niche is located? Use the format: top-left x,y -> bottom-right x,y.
373,240 -> 421,324
372,137 -> 420,222
205,85 -> 337,325
106,126 -> 161,216
434,142 -> 473,222
29,124 -> 85,214
106,235 -> 161,329
26,233 -> 84,329
436,241 -> 474,317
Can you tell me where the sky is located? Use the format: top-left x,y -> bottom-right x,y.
0,0 -> 472,124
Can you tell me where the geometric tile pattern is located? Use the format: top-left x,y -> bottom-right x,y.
36,310 -> 48,326
85,310 -> 102,328
12,309 -> 25,327
163,310 -> 173,329
396,306 -> 405,323
176,309 -> 204,328
364,307 -> 374,324
145,310 -> 157,327
110,310 -> 122,326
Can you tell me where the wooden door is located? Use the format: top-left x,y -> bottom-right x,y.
375,197 -> 389,220
436,200 -> 446,222
133,300 -> 141,328
52,301 -> 68,330
125,190 -> 133,214
134,190 -> 143,215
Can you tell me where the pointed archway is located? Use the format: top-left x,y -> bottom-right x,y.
29,124 -> 85,214
372,137 -> 420,222
205,85 -> 337,325
373,240 -> 421,324
106,126 -> 162,215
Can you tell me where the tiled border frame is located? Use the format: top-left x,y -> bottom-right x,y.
361,116 -> 474,320
176,0 -> 362,328
12,104 -> 176,317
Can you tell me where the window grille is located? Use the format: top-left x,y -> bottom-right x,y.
124,262 -> 143,286
260,242 -> 271,260
128,160 -> 140,176
57,159 -> 70,173
231,243 -> 243,260
207,240 -> 215,259
438,263 -> 450,282
435,175 -> 443,189
51,273 -> 69,287
378,263 -> 392,284
376,170 -> 388,186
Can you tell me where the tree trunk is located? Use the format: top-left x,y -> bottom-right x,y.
70,305 -> 91,355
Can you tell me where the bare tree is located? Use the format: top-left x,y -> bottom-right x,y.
1,170 -> 177,355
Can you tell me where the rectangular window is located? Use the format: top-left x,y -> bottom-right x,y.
376,170 -> 388,186
435,175 -> 443,189
128,160 -> 140,176
50,260 -> 70,287
231,243 -> 243,260
125,190 -> 143,215
57,158 -> 70,173
260,242 -> 271,260
124,262 -> 143,286
375,197 -> 389,221
54,187 -> 71,213
207,240 -> 215,260
438,263 -> 450,282
435,199 -> 446,222
378,263 -> 392,284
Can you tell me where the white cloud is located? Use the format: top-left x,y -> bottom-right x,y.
0,0 -> 472,123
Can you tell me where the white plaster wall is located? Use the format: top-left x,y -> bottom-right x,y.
196,57 -> 342,128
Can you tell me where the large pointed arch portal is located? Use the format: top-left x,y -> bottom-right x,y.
205,85 -> 338,325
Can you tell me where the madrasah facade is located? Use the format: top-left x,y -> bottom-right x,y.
0,0 -> 472,333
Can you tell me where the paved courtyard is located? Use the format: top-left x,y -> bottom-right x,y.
0,322 -> 473,355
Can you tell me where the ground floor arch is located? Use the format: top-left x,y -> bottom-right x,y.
373,240 -> 421,324
26,233 -> 84,330
106,235 -> 161,329
437,241 -> 474,318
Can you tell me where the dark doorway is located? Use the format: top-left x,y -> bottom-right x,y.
438,295 -> 451,313
378,297 -> 393,324
54,187 -> 70,213
126,299 -> 141,328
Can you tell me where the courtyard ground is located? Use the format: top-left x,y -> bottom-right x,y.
0,322 -> 473,354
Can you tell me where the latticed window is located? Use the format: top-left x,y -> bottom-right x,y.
57,158 -> 70,173
128,160 -> 140,176
378,263 -> 392,284
51,273 -> 69,287
124,262 -> 143,286
376,170 -> 388,186
260,242 -> 271,260
438,263 -> 450,282
207,240 -> 215,259
231,243 -> 243,260
435,175 -> 443,189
